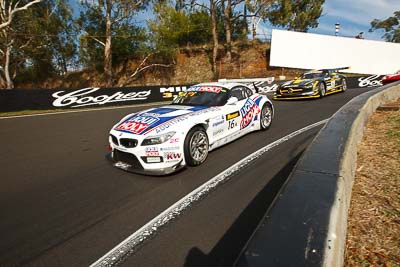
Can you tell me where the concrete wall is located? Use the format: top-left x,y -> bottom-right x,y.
236,81 -> 400,267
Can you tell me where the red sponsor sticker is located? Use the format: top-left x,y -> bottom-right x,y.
240,104 -> 260,129
117,121 -> 149,134
198,86 -> 222,93
116,115 -> 159,134
146,151 -> 160,156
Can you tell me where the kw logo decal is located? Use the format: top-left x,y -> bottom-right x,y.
165,152 -> 182,161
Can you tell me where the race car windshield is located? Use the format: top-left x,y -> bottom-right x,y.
172,86 -> 229,106
301,72 -> 324,79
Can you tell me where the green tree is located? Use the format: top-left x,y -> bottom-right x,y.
0,0 -> 76,89
149,5 -> 212,49
370,11 -> 400,43
0,0 -> 43,89
267,0 -> 324,32
21,1 -> 77,80
78,0 -> 150,87
77,4 -> 147,74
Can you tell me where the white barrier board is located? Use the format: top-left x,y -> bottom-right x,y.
270,29 -> 400,75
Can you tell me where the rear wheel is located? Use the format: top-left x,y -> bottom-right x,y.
184,126 -> 209,166
318,82 -> 326,98
260,103 -> 273,130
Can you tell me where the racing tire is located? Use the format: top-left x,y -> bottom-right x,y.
184,126 -> 209,167
318,82 -> 326,98
260,103 -> 273,131
341,78 -> 347,92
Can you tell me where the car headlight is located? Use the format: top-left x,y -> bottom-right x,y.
304,83 -> 313,88
141,131 -> 176,146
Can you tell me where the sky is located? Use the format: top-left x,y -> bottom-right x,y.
257,0 -> 400,41
69,0 -> 400,42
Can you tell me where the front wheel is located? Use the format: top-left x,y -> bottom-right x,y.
318,82 -> 326,98
184,126 -> 209,166
260,103 -> 273,130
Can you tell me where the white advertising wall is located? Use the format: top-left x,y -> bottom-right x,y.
270,29 -> 400,75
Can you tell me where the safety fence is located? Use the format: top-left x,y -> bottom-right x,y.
0,75 -> 384,113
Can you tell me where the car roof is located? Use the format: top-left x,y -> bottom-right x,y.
193,82 -> 248,90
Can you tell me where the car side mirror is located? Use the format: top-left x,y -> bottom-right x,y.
227,97 -> 239,105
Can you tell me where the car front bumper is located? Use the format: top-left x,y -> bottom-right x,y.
107,130 -> 186,176
273,87 -> 319,100
106,151 -> 184,176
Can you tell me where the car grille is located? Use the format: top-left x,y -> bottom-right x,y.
113,150 -> 142,168
110,134 -> 119,145
120,138 -> 138,148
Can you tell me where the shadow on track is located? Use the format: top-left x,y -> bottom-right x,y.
183,150 -> 305,267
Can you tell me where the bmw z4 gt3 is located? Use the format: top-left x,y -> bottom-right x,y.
108,82 -> 274,175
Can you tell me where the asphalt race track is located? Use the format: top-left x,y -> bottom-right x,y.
0,87 -> 371,267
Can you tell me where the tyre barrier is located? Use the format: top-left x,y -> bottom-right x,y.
235,81 -> 400,267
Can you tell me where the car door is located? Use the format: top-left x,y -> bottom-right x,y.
218,86 -> 247,140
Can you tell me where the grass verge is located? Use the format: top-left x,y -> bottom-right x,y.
344,108 -> 400,266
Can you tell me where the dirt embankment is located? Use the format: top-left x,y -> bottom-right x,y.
16,42 -> 304,89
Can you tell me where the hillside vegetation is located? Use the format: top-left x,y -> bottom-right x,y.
17,41 -> 302,89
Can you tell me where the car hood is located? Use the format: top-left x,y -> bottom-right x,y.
114,105 -> 214,136
281,78 -> 314,87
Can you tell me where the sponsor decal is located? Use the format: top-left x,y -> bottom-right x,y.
165,152 -> 182,161
160,86 -> 188,99
146,157 -> 161,163
226,111 -> 239,120
187,86 -> 222,93
160,146 -> 180,151
52,87 -> 151,108
169,138 -> 180,144
213,128 -> 224,136
145,147 -> 159,156
149,107 -> 220,134
212,120 -> 224,127
240,99 -> 260,129
358,75 -> 383,87
116,115 -> 159,134
246,81 -> 278,93
145,147 -> 159,152
146,151 -> 160,156
141,112 -> 161,118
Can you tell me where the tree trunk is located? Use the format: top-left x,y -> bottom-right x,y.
243,4 -> 248,35
104,0 -> 113,87
224,0 -> 232,61
251,15 -> 256,41
5,42 -> 14,89
210,0 -> 218,73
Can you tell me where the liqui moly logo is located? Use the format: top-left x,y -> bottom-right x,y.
240,99 -> 260,129
52,87 -> 151,108
116,115 -> 159,134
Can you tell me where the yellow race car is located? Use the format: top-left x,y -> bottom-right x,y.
274,68 -> 347,100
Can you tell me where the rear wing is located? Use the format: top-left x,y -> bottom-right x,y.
321,67 -> 351,72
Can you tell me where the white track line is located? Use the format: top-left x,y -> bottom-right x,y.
0,102 -> 169,120
90,119 -> 329,267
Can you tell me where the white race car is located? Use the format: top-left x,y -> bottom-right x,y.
108,82 -> 274,175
